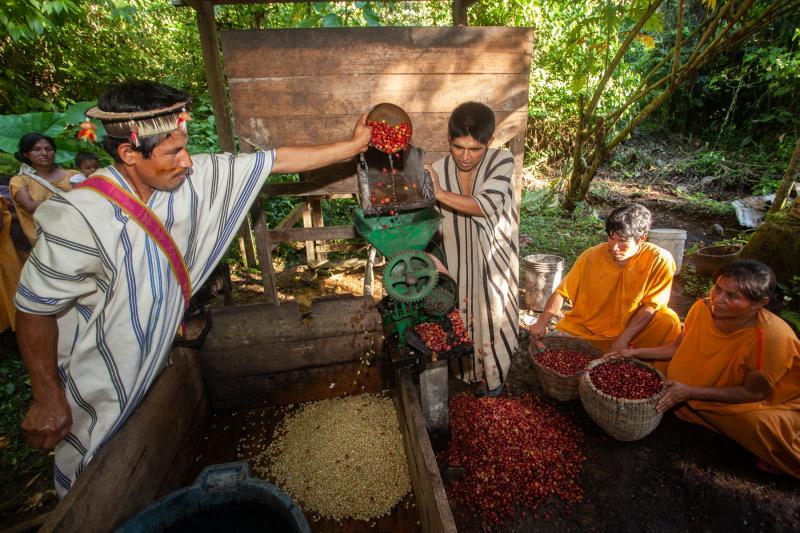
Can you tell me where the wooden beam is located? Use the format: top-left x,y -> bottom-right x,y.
510,132 -> 526,210
267,225 -> 356,243
269,202 -> 307,253
263,180 -> 357,197
452,0 -> 468,26
191,0 -> 236,152
311,197 -> 326,262
239,216 -> 257,267
397,369 -> 457,532
302,200 -> 316,263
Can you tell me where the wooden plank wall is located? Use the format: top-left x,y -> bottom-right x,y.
201,295 -> 387,410
222,26 -> 534,169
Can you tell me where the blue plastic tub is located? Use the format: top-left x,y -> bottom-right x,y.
117,462 -> 309,533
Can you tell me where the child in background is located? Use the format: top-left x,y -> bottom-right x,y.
71,152 -> 101,185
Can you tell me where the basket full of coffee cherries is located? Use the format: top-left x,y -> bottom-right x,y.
579,359 -> 666,441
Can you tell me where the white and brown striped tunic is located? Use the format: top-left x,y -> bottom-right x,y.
432,148 -> 519,390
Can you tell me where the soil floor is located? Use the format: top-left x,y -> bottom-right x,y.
442,346 -> 800,533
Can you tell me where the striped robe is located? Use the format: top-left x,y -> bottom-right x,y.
15,151 -> 273,496
432,148 -> 519,390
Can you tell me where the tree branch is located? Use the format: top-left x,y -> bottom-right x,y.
671,0 -> 684,84
585,0 -> 664,120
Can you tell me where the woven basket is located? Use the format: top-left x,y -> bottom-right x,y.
579,359 -> 666,441
528,335 -> 602,401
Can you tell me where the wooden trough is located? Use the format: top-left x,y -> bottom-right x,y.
38,296 -> 456,532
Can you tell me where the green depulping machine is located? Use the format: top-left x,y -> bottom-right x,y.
351,105 -> 472,369
352,206 -> 458,351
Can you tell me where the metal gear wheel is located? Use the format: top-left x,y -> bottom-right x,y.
383,250 -> 438,303
423,287 -> 456,316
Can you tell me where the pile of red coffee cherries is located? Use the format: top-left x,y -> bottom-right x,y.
414,322 -> 449,354
589,361 -> 663,399
414,310 -> 471,358
443,394 -> 586,527
367,120 -> 411,153
534,349 -> 594,376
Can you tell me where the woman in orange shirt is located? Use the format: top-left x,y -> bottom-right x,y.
608,260 -> 800,477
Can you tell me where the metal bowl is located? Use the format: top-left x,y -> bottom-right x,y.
367,103 -> 413,151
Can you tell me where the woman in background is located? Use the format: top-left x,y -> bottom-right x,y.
10,133 -> 77,246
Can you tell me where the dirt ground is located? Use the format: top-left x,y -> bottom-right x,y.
441,343 -> 800,533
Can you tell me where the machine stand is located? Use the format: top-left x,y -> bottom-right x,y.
420,359 -> 450,452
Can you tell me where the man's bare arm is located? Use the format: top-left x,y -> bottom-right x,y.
17,311 -> 71,450
271,114 -> 371,174
606,305 -> 657,353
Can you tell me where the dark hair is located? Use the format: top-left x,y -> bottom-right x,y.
605,204 -> 652,241
448,102 -> 495,145
98,80 -> 191,163
714,260 -> 775,303
14,132 -> 57,165
75,152 -> 100,166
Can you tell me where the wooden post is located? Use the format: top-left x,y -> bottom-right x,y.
510,132 -> 526,211
452,0 -> 470,26
251,194 -> 280,304
192,0 -> 235,152
191,0 -> 257,270
311,197 -> 326,264
302,200 -> 316,263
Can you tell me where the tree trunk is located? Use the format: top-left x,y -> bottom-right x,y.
768,138 -> 800,215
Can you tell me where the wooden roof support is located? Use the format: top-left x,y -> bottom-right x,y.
188,0 -> 236,152
452,0 -> 478,26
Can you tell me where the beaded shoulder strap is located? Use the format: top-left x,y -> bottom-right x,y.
75,176 -> 191,310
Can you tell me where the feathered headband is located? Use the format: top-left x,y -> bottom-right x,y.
84,100 -> 192,147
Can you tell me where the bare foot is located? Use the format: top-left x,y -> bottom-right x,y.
754,457 -> 785,476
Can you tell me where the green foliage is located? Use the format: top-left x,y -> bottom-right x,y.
777,275 -> 800,332
0,101 -> 108,174
0,1 -> 204,114
681,266 -> 714,297
519,191 -> 606,267
0,1 -> 133,41
185,94 -> 220,155
673,187 -> 734,217
0,356 -> 48,482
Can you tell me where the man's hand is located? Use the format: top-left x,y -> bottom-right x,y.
603,348 -> 637,361
528,319 -> 548,352
425,164 -> 442,197
656,380 -> 693,412
606,337 -> 631,354
352,113 -> 371,154
22,392 -> 72,450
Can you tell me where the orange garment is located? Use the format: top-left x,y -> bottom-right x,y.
668,299 -> 800,477
0,197 -> 22,332
9,170 -> 76,245
555,242 -> 680,351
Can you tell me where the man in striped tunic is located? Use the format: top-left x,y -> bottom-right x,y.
428,102 -> 519,396
15,81 -> 370,496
